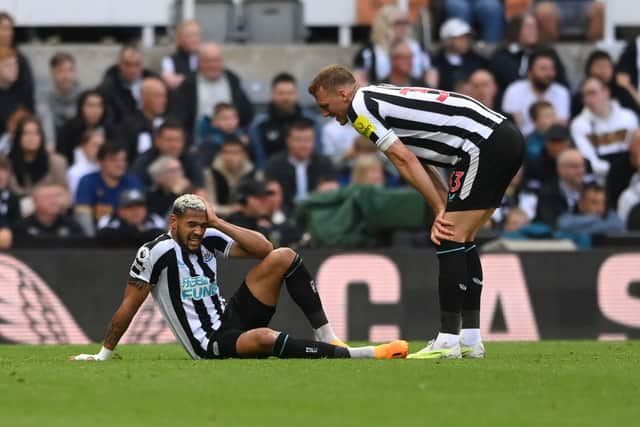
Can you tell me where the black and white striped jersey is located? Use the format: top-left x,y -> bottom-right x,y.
128,229 -> 234,359
347,85 -> 506,168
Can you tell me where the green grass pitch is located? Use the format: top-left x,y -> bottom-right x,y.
1,341 -> 639,427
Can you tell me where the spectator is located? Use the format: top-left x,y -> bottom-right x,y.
228,177 -> 299,246
534,148 -> 589,226
351,154 -> 385,186
228,178 -> 275,232
174,42 -> 253,133
203,139 -> 255,218
0,12 -> 34,130
131,120 -> 204,190
100,45 -> 156,123
489,13 -> 568,95
38,52 -> 82,147
617,136 -> 640,228
381,40 -> 425,87
66,129 -> 104,200
118,77 -> 169,162
8,117 -> 67,198
534,0 -> 604,43
468,69 -> 501,112
571,50 -> 640,118
0,106 -> 30,155
523,123 -> 572,194
56,89 -> 115,165
249,73 -> 323,168
616,35 -> 640,109
525,100 -> 556,161
96,188 -> 165,247
147,155 -> 192,219
196,102 -> 249,167
353,6 -> 434,85
432,18 -> 487,92
0,155 -> 18,249
13,183 -> 84,241
161,20 -> 202,90
265,119 -> 336,214
503,207 -> 531,232
444,0 -> 505,43
557,183 -> 624,235
0,46 -> 33,135
571,76 -> 638,206
74,142 -> 143,236
502,48 -> 570,135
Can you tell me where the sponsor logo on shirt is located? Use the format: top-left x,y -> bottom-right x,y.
181,276 -> 219,301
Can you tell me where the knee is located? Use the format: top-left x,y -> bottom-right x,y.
266,247 -> 297,270
254,328 -> 277,350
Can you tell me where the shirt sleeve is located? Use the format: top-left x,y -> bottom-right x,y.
350,90 -> 398,152
128,244 -> 157,286
202,228 -> 234,259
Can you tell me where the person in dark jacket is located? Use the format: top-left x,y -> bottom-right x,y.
0,46 -> 33,135
265,119 -> 336,214
13,183 -> 84,242
0,12 -> 34,134
118,77 -> 169,162
173,42 -> 253,134
161,19 -> 202,90
100,45 -> 156,123
96,188 -> 165,247
131,119 -> 204,189
56,89 -> 116,165
248,72 -> 323,169
432,18 -> 487,92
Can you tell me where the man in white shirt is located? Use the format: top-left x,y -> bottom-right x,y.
502,49 -> 570,135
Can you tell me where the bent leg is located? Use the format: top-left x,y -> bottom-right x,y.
244,247 -> 297,306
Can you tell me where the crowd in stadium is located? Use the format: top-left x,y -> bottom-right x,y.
0,0 -> 638,250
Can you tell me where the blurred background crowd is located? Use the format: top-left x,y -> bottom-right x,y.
0,0 -> 638,250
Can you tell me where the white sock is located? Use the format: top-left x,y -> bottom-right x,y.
314,323 -> 339,343
434,332 -> 459,348
460,328 -> 481,346
347,346 -> 375,358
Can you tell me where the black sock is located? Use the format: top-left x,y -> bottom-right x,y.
462,242 -> 483,329
284,254 -> 328,329
272,333 -> 350,359
437,240 -> 467,334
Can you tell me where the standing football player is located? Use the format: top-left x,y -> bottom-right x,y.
308,65 -> 525,359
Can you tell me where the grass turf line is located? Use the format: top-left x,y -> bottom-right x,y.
1,341 -> 639,427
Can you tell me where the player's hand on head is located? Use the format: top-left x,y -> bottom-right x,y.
430,211 -> 455,245
197,195 -> 219,227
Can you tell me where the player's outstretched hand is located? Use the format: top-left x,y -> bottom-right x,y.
430,211 -> 455,245
69,346 -> 113,361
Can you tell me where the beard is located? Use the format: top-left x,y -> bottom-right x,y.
531,76 -> 552,92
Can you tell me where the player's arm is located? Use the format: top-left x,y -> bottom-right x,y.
200,196 -> 273,259
384,140 -> 454,244
70,281 -> 150,361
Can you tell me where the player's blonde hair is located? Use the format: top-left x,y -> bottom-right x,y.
172,194 -> 206,216
307,64 -> 356,96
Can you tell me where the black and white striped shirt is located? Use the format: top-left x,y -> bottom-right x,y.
348,85 -> 506,168
128,229 -> 234,359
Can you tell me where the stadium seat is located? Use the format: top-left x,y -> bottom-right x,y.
186,0 -> 238,42
241,0 -> 307,44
